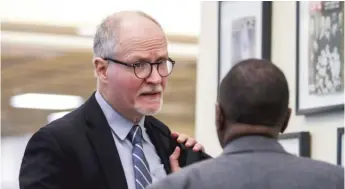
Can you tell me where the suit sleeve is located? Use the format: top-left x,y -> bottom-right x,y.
19,128 -> 70,189
147,176 -> 182,189
147,166 -> 196,189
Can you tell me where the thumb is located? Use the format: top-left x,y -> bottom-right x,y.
169,147 -> 181,172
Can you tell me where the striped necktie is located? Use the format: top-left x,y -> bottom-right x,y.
128,124 -> 152,189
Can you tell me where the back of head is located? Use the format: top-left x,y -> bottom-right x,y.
218,58 -> 289,127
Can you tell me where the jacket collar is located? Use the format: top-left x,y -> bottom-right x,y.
223,135 -> 288,155
83,92 -> 128,189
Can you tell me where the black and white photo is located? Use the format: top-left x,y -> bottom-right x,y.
217,1 -> 272,86
296,1 -> 344,115
231,16 -> 256,65
308,1 -> 344,95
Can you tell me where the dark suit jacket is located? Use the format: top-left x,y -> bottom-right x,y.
19,92 -> 211,189
148,135 -> 344,189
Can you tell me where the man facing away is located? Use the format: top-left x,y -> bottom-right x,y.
148,58 -> 344,189
19,11 -> 210,189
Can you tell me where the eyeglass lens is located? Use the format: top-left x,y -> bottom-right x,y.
135,60 -> 174,78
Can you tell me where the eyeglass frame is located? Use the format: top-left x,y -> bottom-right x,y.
102,57 -> 176,79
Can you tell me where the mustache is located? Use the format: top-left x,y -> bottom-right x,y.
138,85 -> 163,95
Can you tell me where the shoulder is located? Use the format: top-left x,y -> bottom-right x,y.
27,107 -> 85,150
295,156 -> 344,179
273,156 -> 344,188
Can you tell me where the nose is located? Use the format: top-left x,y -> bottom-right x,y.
146,65 -> 162,84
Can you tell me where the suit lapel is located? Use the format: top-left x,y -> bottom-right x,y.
144,116 -> 172,174
84,93 -> 128,189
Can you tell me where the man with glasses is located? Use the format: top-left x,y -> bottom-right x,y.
19,11 -> 210,189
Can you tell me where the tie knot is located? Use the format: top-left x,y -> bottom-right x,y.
128,125 -> 143,145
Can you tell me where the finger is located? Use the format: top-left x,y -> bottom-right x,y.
171,131 -> 179,139
170,146 -> 180,160
169,147 -> 181,172
176,134 -> 188,143
192,143 -> 205,152
185,138 -> 197,148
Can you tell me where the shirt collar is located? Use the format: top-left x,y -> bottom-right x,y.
95,90 -> 149,142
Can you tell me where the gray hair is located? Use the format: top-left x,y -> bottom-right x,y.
92,11 -> 162,59
93,15 -> 117,58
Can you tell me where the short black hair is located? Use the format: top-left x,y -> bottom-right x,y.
218,58 -> 289,127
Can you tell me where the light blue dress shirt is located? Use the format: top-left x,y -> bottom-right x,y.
95,91 -> 167,189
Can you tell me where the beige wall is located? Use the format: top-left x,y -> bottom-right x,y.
195,1 -> 344,165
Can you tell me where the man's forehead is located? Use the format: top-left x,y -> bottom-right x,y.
117,45 -> 168,62
115,18 -> 165,43
106,13 -> 168,60
131,51 -> 168,61
116,33 -> 168,61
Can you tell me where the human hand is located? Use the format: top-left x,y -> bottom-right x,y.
169,146 -> 181,172
171,131 -> 204,152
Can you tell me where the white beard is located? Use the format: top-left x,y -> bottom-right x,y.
134,97 -> 163,116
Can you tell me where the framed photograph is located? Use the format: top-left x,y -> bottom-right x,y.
278,132 -> 311,157
217,1 -> 272,86
296,1 -> 344,115
337,127 -> 344,165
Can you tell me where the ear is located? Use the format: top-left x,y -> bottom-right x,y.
215,103 -> 225,132
280,108 -> 291,133
93,57 -> 109,83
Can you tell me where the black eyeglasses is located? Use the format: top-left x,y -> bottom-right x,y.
103,57 -> 175,79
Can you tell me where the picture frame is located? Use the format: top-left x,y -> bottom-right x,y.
296,1 -> 344,115
217,1 -> 272,87
337,127 -> 344,165
278,131 -> 311,157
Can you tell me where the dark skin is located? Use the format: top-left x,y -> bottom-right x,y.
215,103 -> 292,148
